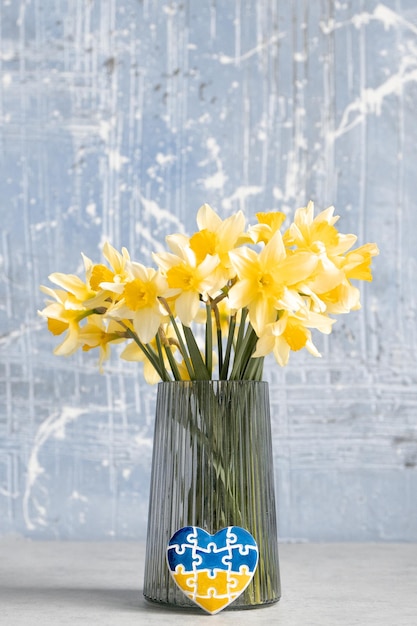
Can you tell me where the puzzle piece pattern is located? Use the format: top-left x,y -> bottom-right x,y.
166,526 -> 259,615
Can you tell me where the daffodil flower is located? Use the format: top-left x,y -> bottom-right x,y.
79,315 -> 125,371
167,203 -> 246,284
38,286 -> 89,356
228,230 -> 318,335
154,244 -> 221,327
83,243 -> 131,309
337,243 -> 380,282
247,211 -> 287,244
283,202 -> 356,255
105,262 -> 171,344
253,309 -> 335,366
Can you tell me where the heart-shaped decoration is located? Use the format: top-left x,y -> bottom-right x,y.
166,526 -> 259,615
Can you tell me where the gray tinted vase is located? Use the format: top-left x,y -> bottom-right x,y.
143,380 -> 281,609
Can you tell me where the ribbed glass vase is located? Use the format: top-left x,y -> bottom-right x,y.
143,380 -> 281,610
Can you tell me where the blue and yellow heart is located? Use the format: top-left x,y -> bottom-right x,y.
166,526 -> 259,615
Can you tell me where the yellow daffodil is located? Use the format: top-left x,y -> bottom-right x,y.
282,201 -> 365,305
248,211 -> 287,244
337,243 -> 380,282
284,201 -> 356,255
106,263 -> 170,343
253,309 -> 335,366
83,242 -> 131,309
38,286 -> 90,355
79,316 -> 125,371
317,280 -> 361,314
167,204 -> 246,284
154,245 -> 222,327
228,230 -> 318,335
191,203 -> 246,278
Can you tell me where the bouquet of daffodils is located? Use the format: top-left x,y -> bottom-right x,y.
40,202 -> 378,382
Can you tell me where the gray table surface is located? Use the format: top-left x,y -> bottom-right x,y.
0,538 -> 416,625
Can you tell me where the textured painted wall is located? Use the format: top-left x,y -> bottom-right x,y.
0,0 -> 416,541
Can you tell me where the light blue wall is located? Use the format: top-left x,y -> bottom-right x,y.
0,0 -> 416,541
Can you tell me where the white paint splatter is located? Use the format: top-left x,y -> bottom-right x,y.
333,60 -> 417,140
134,435 -> 153,448
23,407 -> 89,531
294,52 -> 307,63
322,3 -> 417,36
86,203 -> 96,217
2,74 -> 12,88
107,149 -> 129,171
222,186 -> 262,212
99,118 -> 116,142
203,171 -> 227,190
199,138 -> 227,192
70,490 -> 88,503
32,220 -> 57,232
135,192 -> 185,230
217,33 -> 285,65
156,152 -> 176,166
0,320 -> 44,348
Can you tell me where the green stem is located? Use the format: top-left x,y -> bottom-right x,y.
229,314 -> 258,380
121,324 -> 167,381
220,313 -> 237,380
155,332 -> 171,382
235,307 -> 248,353
163,344 -> 182,380
217,326 -> 223,380
211,299 -> 223,378
242,355 -> 264,381
158,298 -> 195,380
205,303 -> 213,377
183,325 -> 211,380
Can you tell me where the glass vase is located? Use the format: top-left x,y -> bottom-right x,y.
143,380 -> 281,610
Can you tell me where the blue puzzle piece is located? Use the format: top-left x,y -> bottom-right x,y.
168,526 -> 196,548
222,545 -> 258,573
230,526 -> 257,548
192,527 -> 229,550
195,545 -> 230,573
167,545 -> 196,572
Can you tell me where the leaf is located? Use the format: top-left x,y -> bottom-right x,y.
183,325 -> 211,380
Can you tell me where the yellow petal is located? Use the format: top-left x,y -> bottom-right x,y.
175,291 -> 200,326
272,337 -> 291,366
48,273 -> 91,301
120,341 -> 144,362
229,246 -> 258,279
249,296 -> 277,336
132,308 -> 162,344
47,318 -> 69,336
259,230 -> 286,267
280,252 -> 318,285
196,203 -> 222,231
102,242 -> 129,273
53,324 -> 80,356
227,279 -> 253,310
253,333 -> 276,357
